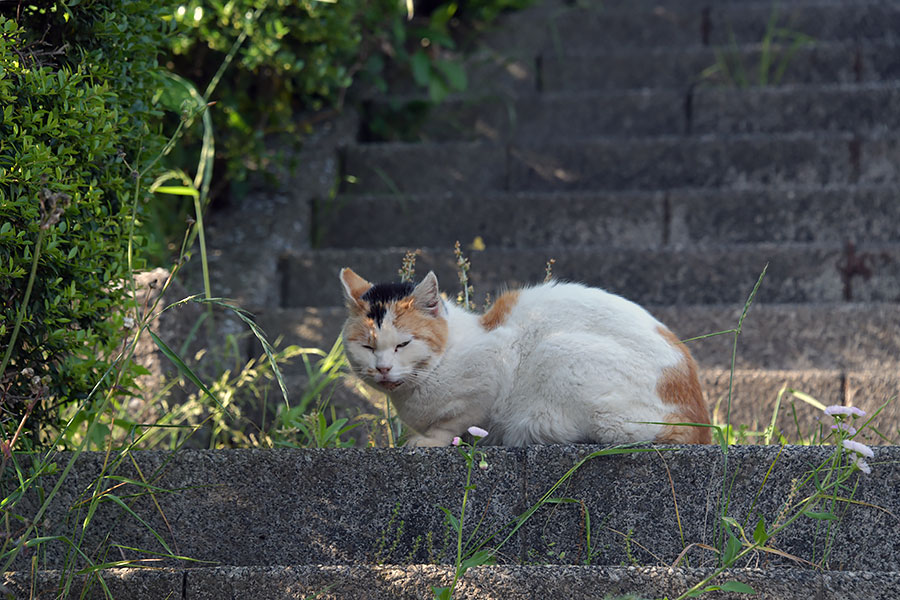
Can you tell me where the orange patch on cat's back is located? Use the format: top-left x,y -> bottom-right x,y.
480,290 -> 521,331
654,326 -> 711,444
393,299 -> 449,353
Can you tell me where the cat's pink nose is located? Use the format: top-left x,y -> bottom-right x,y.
376,366 -> 391,375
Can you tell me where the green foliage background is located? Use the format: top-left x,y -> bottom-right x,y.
0,3 -> 170,444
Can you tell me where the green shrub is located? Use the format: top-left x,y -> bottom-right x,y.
0,3 -> 169,446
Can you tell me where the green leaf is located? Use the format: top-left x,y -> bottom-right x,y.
433,60 -> 466,92
722,531 -> 742,565
803,510 -> 839,521
428,75 -> 450,103
410,51 -> 431,87
152,185 -> 199,198
460,549 -> 496,572
432,586 -> 452,600
438,505 -> 460,532
719,581 -> 756,594
753,515 -> 768,545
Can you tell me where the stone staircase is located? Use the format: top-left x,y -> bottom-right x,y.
261,0 -> 900,442
8,1 -> 900,598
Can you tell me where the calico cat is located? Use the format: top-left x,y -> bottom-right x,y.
340,268 -> 711,446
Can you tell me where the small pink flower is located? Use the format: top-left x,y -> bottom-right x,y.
467,426 -> 489,438
853,456 -> 872,475
451,436 -> 461,446
824,405 -> 866,417
478,458 -> 489,470
842,439 -> 874,458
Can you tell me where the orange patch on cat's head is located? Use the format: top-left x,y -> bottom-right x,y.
480,290 -> 521,331
393,296 -> 448,354
342,315 -> 376,347
654,326 -> 711,444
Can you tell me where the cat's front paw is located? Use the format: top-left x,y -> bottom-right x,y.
405,433 -> 454,447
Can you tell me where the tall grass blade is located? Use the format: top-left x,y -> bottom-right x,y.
148,330 -> 228,415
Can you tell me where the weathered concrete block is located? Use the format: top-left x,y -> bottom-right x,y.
508,134 -> 854,192
180,564 -> 900,600
860,137 -> 900,185
390,89 -> 685,142
11,564 -> 900,600
340,142 -> 507,194
692,83 -> 900,135
316,191 -> 664,250
522,445 -> 717,567
523,445 -> 900,571
541,3 -> 900,53
654,303 -> 900,372
668,186 -> 900,244
540,42 -> 863,92
711,445 -> 900,571
514,89 -> 684,140
706,4 -> 900,48
184,565 -> 454,600
1,568 -> 183,600
9,445 -> 900,578
13,448 -> 523,570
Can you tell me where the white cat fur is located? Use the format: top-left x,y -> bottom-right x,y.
340,268 -> 709,447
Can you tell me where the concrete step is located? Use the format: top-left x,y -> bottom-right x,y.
542,2 -> 900,53
450,0 -> 900,98
341,133 -> 900,194
540,40 -> 900,92
279,244 -> 900,306
315,185 -> 900,249
7,564 -> 900,599
13,446 -> 900,572
255,304 -> 900,439
367,82 -> 900,142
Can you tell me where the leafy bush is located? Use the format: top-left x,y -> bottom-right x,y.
0,3 -> 169,445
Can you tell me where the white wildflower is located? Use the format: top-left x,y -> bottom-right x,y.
842,439 -> 874,458
467,426 -> 489,438
824,405 -> 866,417
853,456 -> 872,475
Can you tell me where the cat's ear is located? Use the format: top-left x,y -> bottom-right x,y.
340,268 -> 372,313
412,271 -> 444,317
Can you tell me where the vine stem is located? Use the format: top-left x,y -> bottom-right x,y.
449,452 -> 474,594
0,227 -> 45,381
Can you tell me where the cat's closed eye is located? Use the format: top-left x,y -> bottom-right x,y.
361,344 -> 374,351
395,341 -> 411,351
